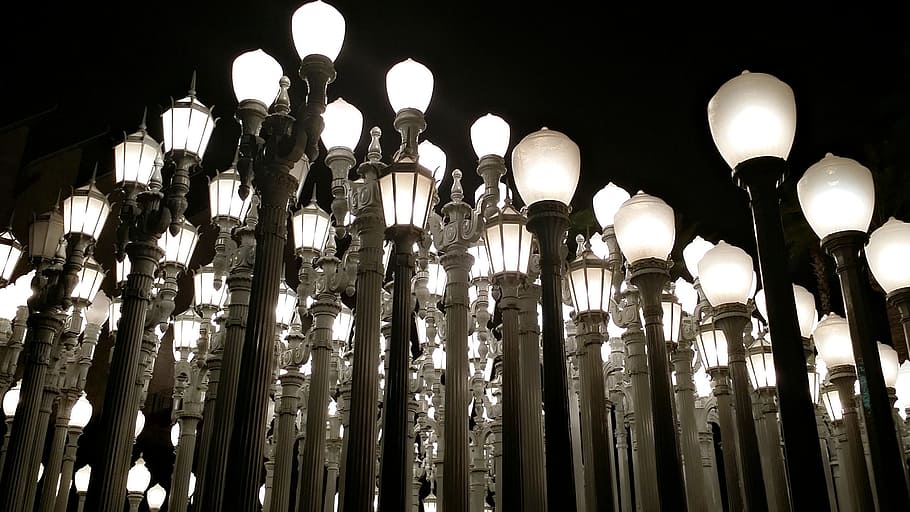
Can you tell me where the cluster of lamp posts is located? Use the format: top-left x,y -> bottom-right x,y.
2,1 -> 910,512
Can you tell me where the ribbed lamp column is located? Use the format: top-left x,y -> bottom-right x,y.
271,344 -> 304,512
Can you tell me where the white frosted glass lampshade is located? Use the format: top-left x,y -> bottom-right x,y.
378,164 -> 435,230
114,127 -> 161,186
210,167 -> 251,222
426,261 -> 447,297
674,278 -> 698,315
170,422 -> 180,447
793,285 -> 818,338
158,220 -> 198,267
292,200 -> 332,254
614,192 -> 675,264
126,458 -> 151,493
28,208 -> 64,262
86,290 -> 111,326
188,473 -> 196,497
896,361 -> 910,404
3,383 -> 20,416
879,342 -> 900,388
275,281 -> 298,327
173,310 -> 201,354
69,393 -> 93,428
698,241 -> 754,306
467,239 -> 491,280
194,266 -> 227,309
292,0 -> 345,61
231,49 -> 283,105
470,113 -> 511,158
332,305 -> 354,342
483,204 -> 532,276
147,484 -> 167,511
116,257 -> 132,286
592,182 -> 631,229
707,71 -> 797,169
63,182 -> 111,240
0,284 -> 24,320
386,58 -> 434,113
432,346 -> 446,370
694,368 -> 713,398
322,98 -> 363,151
866,218 -> 910,294
683,236 -> 714,280
589,233 -> 610,260
135,410 -> 146,438
511,128 -> 580,206
568,250 -> 612,315
259,484 -> 266,506
473,182 -> 508,210
418,140 -> 447,185
661,296 -> 683,344
696,319 -> 728,369
74,465 -> 91,493
72,257 -> 105,303
162,94 -> 215,158
746,342 -> 776,389
813,313 -> 854,368
797,153 -> 875,239
108,297 -> 122,333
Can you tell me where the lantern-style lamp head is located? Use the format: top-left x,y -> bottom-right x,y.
707,71 -> 797,170
661,292 -> 683,344
172,310 -> 201,359
29,208 -> 64,262
275,281 -> 298,327
418,140 -> 447,185
3,382 -> 20,416
467,238 -> 491,281
64,181 -> 111,241
567,247 -> 613,315
697,241 -> 754,306
483,202 -> 533,277
322,98 -> 363,152
813,313 -> 854,368
292,200 -> 332,255
879,342 -> 900,388
333,305 -> 354,342
126,457 -> 151,493
72,257 -> 106,304
378,163 -> 435,232
683,236 -> 714,280
821,387 -> 844,421
866,218 -> 910,294
432,346 -> 446,370
746,337 -> 776,389
114,122 -> 161,187
592,182 -> 631,229
74,465 -> 91,493
511,127 -> 580,207
194,265 -> 227,310
426,261 -> 447,297
158,220 -> 199,268
386,58 -> 433,114
147,484 -> 167,511
69,393 -> 93,428
162,86 -> 215,159
471,113 -> 510,159
614,191 -> 675,264
231,49 -> 283,105
86,290 -> 111,326
0,228 -> 23,286
797,153 -> 875,240
210,167 -> 251,223
108,297 -> 122,334
696,319 -> 728,370
291,0 -> 345,61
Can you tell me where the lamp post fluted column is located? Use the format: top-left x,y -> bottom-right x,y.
672,326 -> 706,512
829,366 -> 875,511
708,367 -> 743,511
753,387 -> 790,512
271,331 -> 305,512
494,277 -> 523,511
575,313 -> 613,511
53,427 -> 81,512
516,278 -> 548,510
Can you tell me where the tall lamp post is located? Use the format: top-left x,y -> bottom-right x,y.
707,70 -> 830,509
377,57 -> 437,512
511,127 -> 580,511
797,152 -> 910,509
52,393 -> 92,512
614,191 -> 687,510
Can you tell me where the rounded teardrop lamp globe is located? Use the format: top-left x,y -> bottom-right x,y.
613,191 -> 675,264
697,241 -> 754,306
471,113 -> 511,158
86,289 -> 111,326
674,277 -> 699,315
321,97 -> 363,152
879,342 -> 900,388
126,457 -> 151,493
231,49 -> 283,105
147,483 -> 167,511
797,153 -> 875,239
69,393 -> 93,428
135,410 -> 146,438
291,0 -> 345,61
473,182 -> 507,210
813,313 -> 855,368
866,217 -> 910,294
511,127 -> 580,206
707,71 -> 797,170
74,465 -> 91,493
592,182 -> 631,229
793,284 -> 819,338
386,58 -> 434,113
683,236 -> 714,279
3,383 -> 20,416
418,140 -> 447,184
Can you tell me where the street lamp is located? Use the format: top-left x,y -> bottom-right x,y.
707,70 -> 829,509
125,457 -> 151,512
0,228 -> 22,288
73,466 -> 90,512
614,190 -> 687,510
866,217 -> 910,352
322,97 -> 363,234
797,152 -> 909,509
146,483 -> 166,512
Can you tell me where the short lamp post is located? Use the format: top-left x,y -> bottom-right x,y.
797,152 -> 910,509
697,240 -> 768,510
146,483 -> 166,512
52,393 -> 92,512
511,127 -> 580,511
614,190 -> 687,510
377,57 -> 436,512
73,466 -> 89,512
126,457 -> 151,512
814,313 -> 875,511
707,70 -> 829,509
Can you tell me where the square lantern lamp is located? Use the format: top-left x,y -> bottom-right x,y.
209,167 -> 251,224
567,248 -> 613,316
332,305 -> 354,343
194,265 -> 228,311
162,91 -> 215,159
71,257 -> 106,304
378,162 -> 435,234
158,220 -> 199,269
292,199 -> 332,258
820,386 -> 845,422
28,208 -> 64,263
483,202 -> 533,278
114,124 -> 161,188
695,317 -> 729,370
275,280 -> 298,328
0,228 -> 23,287
746,334 -> 777,390
172,310 -> 202,361
63,182 -> 111,243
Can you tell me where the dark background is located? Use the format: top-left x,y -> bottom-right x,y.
2,1 -> 910,507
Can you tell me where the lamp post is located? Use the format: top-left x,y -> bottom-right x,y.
73,466 -> 89,512
614,190 -> 687,511
511,126 -> 580,511
697,240 -> 768,510
797,152 -> 910,509
814,313 -> 876,511
52,393 -> 92,512
168,310 -> 205,512
222,2 -> 341,507
707,70 -> 830,509
0,273 -> 32,398
147,483 -> 166,512
867,218 -> 910,354
566,239 -> 615,511
126,457 -> 151,512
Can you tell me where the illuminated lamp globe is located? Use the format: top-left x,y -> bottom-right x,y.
698,241 -> 754,306
332,305 -> 354,342
275,281 -> 298,327
683,236 -> 714,280
674,278 -> 698,315
707,71 -> 796,170
797,153 -> 875,239
386,58 -> 434,113
29,208 -> 64,262
426,261 -> 447,297
567,248 -> 612,315
821,387 -> 844,421
162,91 -> 215,158
172,310 -> 201,359
114,123 -> 161,186
879,342 -> 900,388
696,319 -> 728,369
292,200 -> 332,255
69,393 -> 93,428
194,265 -> 227,310
483,202 -> 533,276
72,257 -> 106,303
322,98 -> 363,151
896,360 -> 910,405
3,382 -> 20,416
511,127 -> 580,206
746,339 -> 776,389
74,465 -> 91,493
592,182 -> 631,229
378,164 -> 435,231
471,113 -> 510,158
210,167 -> 251,222
866,217 -> 910,294
188,473 -> 196,497
613,192 -> 675,264
292,0 -> 345,61
231,49 -> 283,105
418,140 -> 447,185
813,313 -> 854,368
135,410 -> 146,438
147,484 -> 167,511
754,284 -> 818,338
467,238 -> 491,280
64,182 -> 111,241
588,233 -> 609,260
86,290 -> 111,326
474,182 -> 507,211
126,457 -> 151,493
170,423 -> 180,447
158,220 -> 199,268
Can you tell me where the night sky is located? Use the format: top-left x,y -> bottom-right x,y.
2,1 -> 910,505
